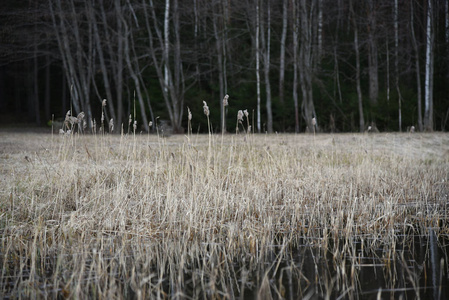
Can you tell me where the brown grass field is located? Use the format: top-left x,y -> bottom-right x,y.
1,131 -> 448,299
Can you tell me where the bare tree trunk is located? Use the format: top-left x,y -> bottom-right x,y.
145,0 -> 184,132
49,0 -> 81,115
411,0 -> 423,131
33,50 -> 40,125
386,37 -> 390,106
292,0 -> 299,133
256,0 -> 261,133
123,20 -> 149,132
278,0 -> 287,105
89,2 -> 116,124
44,53 -> 51,122
317,0 -> 323,59
193,0 -> 200,80
351,0 -> 364,132
298,0 -> 316,130
115,0 -> 124,128
212,0 -> 225,133
164,0 -> 170,97
394,0 -> 402,131
424,0 -> 434,131
446,0 -> 449,46
173,0 -> 183,129
333,3 -> 342,105
367,0 -> 378,108
145,0 -> 174,124
260,0 -> 273,133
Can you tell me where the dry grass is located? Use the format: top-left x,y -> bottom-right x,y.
0,131 -> 448,299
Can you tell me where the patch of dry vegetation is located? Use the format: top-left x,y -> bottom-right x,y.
0,131 -> 448,298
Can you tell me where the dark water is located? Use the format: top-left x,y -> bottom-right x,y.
177,231 -> 449,300
1,230 -> 448,299
234,231 -> 449,300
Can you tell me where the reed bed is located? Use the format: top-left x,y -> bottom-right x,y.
0,131 -> 448,299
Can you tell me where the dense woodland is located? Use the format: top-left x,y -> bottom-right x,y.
1,0 -> 448,133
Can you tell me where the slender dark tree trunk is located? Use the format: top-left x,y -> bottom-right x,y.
411,0 -> 423,131
367,0 -> 379,108
260,0 -> 273,133
351,0 -> 364,132
278,0 -> 287,106
44,53 -> 51,122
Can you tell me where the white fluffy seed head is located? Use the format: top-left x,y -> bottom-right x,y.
203,101 -> 209,116
223,94 -> 229,107
237,110 -> 244,122
77,112 -> 85,121
102,99 -> 107,107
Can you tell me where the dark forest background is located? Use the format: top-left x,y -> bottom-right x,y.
1,0 -> 448,133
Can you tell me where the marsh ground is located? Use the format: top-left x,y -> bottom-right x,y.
1,131 -> 448,299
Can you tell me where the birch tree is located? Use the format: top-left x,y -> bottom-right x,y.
424,0 -> 434,131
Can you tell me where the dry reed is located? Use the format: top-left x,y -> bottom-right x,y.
0,131 -> 448,299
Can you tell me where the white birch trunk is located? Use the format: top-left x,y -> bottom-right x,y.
164,0 -> 170,95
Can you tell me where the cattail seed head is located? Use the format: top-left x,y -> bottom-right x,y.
149,121 -> 153,127
223,94 -> 229,107
203,101 -> 210,116
188,107 -> 192,121
102,99 -> 107,107
312,117 -> 316,126
237,110 -> 244,122
109,118 -> 114,132
133,120 -> 137,131
77,112 -> 85,122
410,126 -> 415,133
243,109 -> 249,118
